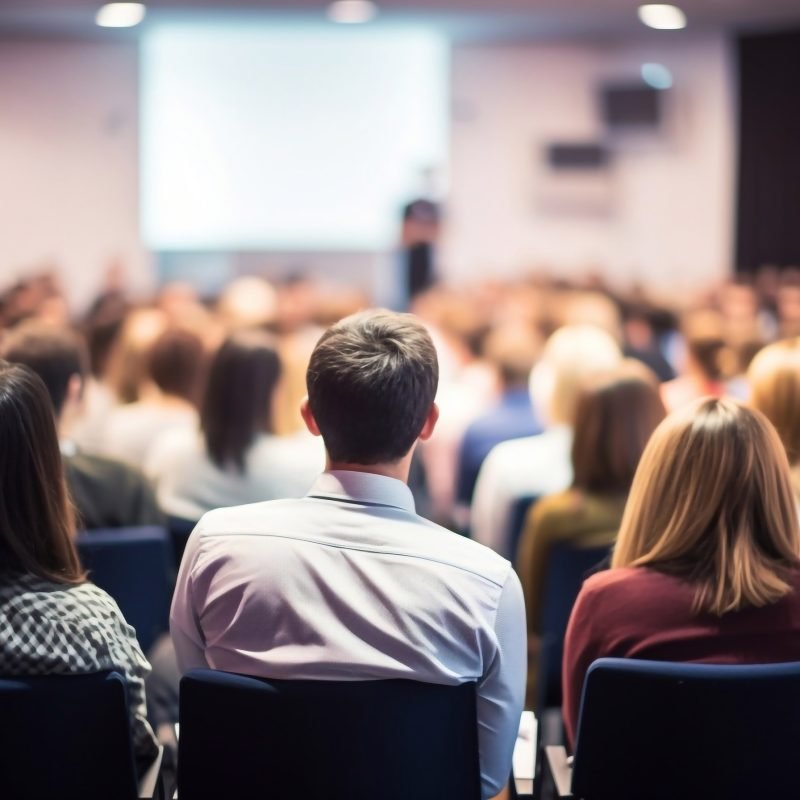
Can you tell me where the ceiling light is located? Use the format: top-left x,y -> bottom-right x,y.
637,4 -> 686,30
96,3 -> 146,28
641,63 -> 673,89
327,1 -> 378,24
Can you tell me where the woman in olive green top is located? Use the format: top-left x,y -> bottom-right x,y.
516,360 -> 665,702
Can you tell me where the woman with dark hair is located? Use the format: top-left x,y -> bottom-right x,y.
0,363 -> 158,767
563,398 -> 800,747
146,331 -> 323,520
516,360 -> 666,701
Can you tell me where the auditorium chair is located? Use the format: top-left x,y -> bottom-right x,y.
178,669 -> 481,800
166,515 -> 197,566
544,658 -> 800,800
76,526 -> 174,654
536,542 -> 610,714
0,671 -> 163,800
507,494 -> 540,561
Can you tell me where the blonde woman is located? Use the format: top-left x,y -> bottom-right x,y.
562,398 -> 800,747
748,337 -> 800,500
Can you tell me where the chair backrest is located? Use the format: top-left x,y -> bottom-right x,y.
76,526 -> 174,654
0,671 -> 138,800
507,494 -> 539,561
536,542 -> 610,710
571,658 -> 800,800
166,515 -> 198,567
178,669 -> 481,800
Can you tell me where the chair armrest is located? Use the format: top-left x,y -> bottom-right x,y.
138,745 -> 164,800
544,746 -> 573,798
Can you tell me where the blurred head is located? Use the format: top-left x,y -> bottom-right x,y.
558,291 -> 622,343
201,331 -> 283,472
107,308 -> 168,403
0,363 -> 83,584
217,276 -> 278,330
681,310 -> 729,382
529,325 -> 622,427
304,310 -> 438,465
148,327 -> 206,405
0,323 -> 88,420
482,323 -> 542,390
571,361 -> 666,496
613,398 -> 800,615
748,338 -> 800,466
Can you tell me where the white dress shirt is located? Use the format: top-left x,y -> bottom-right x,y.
171,470 -> 526,799
470,426 -> 573,559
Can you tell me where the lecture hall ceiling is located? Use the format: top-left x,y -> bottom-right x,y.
0,0 -> 798,40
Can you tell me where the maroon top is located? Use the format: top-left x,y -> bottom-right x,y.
562,565 -> 800,747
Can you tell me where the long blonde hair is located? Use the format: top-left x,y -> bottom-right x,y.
612,397 -> 800,615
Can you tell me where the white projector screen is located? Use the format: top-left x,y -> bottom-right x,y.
140,23 -> 449,251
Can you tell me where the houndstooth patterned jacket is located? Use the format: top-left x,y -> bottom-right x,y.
0,570 -> 159,763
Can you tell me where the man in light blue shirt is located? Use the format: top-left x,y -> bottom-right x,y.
171,309 -> 526,799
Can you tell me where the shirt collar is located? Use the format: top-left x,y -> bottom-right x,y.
308,470 -> 416,514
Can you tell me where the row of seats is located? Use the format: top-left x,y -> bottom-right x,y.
0,669 -> 481,800
6,658 -> 798,800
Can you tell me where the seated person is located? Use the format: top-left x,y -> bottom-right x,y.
455,323 -> 542,516
0,363 -> 158,770
170,310 -> 526,800
471,325 -> 622,558
747,337 -> 800,504
563,398 -> 800,748
0,323 -> 163,530
516,361 -> 665,703
146,330 -> 323,521
103,327 -> 205,468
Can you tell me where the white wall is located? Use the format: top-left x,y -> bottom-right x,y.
444,33 -> 736,295
0,40 -> 154,311
0,33 -> 735,308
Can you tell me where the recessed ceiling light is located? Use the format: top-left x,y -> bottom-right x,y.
96,2 -> 146,28
641,63 -> 673,89
637,4 -> 687,30
327,1 -> 378,24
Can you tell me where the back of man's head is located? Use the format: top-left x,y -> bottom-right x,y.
0,323 -> 88,417
306,310 -> 438,465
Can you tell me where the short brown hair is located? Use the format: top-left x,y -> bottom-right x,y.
0,363 -> 84,584
148,327 -> 206,404
613,398 -> 800,615
571,361 -> 665,495
306,310 -> 438,464
748,338 -> 800,465
0,323 -> 88,416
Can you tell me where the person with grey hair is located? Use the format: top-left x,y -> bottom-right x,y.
171,309 -> 526,800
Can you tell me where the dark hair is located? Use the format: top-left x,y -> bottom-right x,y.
0,324 -> 88,416
306,310 -> 438,464
0,363 -> 84,584
148,327 -> 206,404
571,361 -> 666,495
201,331 -> 282,472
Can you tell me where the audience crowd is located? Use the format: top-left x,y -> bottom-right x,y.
2,263 -> 800,797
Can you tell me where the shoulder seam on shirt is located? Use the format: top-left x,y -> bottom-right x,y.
195,529 -> 507,588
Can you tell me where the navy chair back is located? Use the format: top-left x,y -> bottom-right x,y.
166,515 -> 197,566
77,526 -> 174,654
178,669 -> 481,800
571,658 -> 800,800
507,494 -> 539,561
0,671 -> 139,800
537,543 -> 610,711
